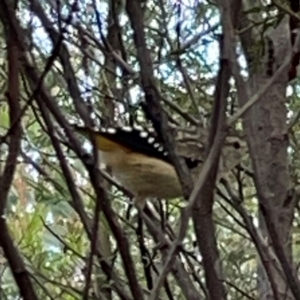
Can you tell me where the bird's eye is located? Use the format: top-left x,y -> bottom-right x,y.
233,142 -> 240,149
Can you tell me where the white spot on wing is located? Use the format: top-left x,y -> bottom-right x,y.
107,127 -> 117,134
122,126 -> 132,132
148,137 -> 155,143
134,125 -> 143,131
140,131 -> 148,138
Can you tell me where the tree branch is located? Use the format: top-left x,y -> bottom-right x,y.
0,2 -> 38,299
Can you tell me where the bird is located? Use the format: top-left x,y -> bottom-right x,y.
73,124 -> 202,207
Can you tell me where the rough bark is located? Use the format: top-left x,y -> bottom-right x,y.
231,0 -> 300,297
241,77 -> 294,299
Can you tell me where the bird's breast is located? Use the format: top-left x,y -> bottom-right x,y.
99,150 -> 183,199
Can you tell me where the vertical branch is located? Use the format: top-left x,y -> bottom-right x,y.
125,0 -> 194,199
28,0 -> 91,124
224,0 -> 300,297
0,1 -> 38,299
191,36 -> 230,300
0,7 -> 21,216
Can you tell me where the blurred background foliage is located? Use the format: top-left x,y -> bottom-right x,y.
0,0 -> 299,299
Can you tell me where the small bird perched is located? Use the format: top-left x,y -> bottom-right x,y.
73,125 -> 201,206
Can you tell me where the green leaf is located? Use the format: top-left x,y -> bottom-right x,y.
0,104 -> 9,132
